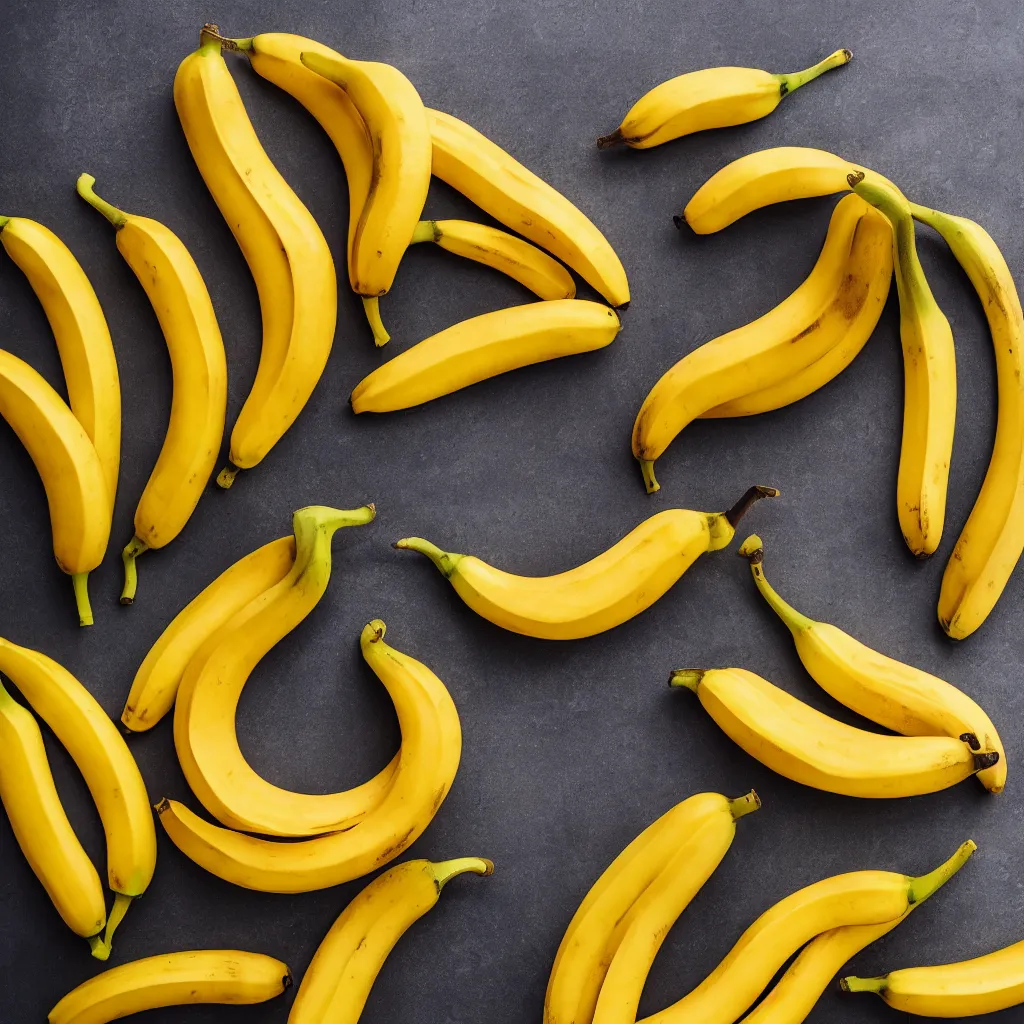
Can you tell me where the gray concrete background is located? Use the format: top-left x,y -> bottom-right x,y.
1,0 -> 1023,1019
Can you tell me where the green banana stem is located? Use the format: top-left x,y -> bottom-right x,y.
728,791 -> 760,819
776,48 -> 852,96
668,669 -> 704,692
907,839 -> 977,905
291,505 -> 376,570
76,174 -> 127,229
88,934 -> 110,960
840,975 -> 887,995
737,534 -> 815,634
394,537 -> 464,578
216,464 -> 240,490
102,892 -> 134,951
362,296 -> 390,347
228,36 -> 254,52
72,573 -> 94,627
411,220 -> 439,244
120,537 -> 149,606
199,23 -> 235,54
0,216 -> 9,230
430,856 -> 495,892
639,459 -> 659,494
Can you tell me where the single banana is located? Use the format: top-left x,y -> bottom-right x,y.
0,348 -> 110,625
633,194 -> 891,492
396,485 -> 777,640
350,299 -> 620,413
174,25 -> 336,488
910,204 -> 1024,638
852,173 -> 957,555
156,618 -> 461,892
76,174 -> 227,604
429,108 -> 630,308
288,857 -> 492,1021
739,535 -> 1004,791
48,950 -> 292,1023
597,50 -> 850,150
640,842 -> 975,1024
671,668 -> 996,798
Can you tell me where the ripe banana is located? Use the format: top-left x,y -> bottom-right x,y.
350,299 -> 620,413
48,950 -> 292,1023
289,857 -> 493,1021
396,485 -> 777,640
852,173 -> 957,556
0,348 -> 110,625
157,618 -> 461,892
174,25 -> 336,487
633,194 -> 891,493
76,174 -> 227,604
597,49 -> 850,150
640,841 -> 975,1024
911,204 -> 1024,638
671,668 -> 997,798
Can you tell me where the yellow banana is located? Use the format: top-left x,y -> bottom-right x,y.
174,25 -> 336,487
632,194 -> 891,492
0,348 -> 110,625
395,485 -> 776,640
597,50 -> 850,150
429,108 -> 630,308
350,299 -> 619,413
641,842 -> 975,1024
289,857 -> 492,1021
739,534 -> 1004,791
48,950 -> 291,1023
852,173 -> 957,556
156,618 -> 461,892
671,668 -> 996,798
76,174 -> 227,604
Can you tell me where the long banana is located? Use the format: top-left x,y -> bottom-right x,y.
289,857 -> 492,1021
671,668 -> 996,798
174,25 -> 336,488
396,485 -> 776,640
597,50 -> 850,150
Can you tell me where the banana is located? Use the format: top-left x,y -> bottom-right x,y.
739,534 -> 1005,791
174,25 -> 336,488
0,638 -> 155,952
0,348 -> 110,625
350,299 -> 620,413
633,194 -> 891,492
0,678 -> 106,952
640,842 -> 975,1024
289,857 -> 492,1021
910,204 -> 1024,638
156,618 -> 461,892
396,485 -> 776,640
671,668 -> 997,798
597,50 -> 850,150
48,950 -> 292,1023
0,215 -> 120,505
429,108 -> 630,308
852,173 -> 957,556
76,174 -> 227,604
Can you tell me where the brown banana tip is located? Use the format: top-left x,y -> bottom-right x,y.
480,858 -> 495,875
119,596 -> 133,606
153,798 -> 170,814
960,732 -> 981,751
724,485 -> 780,528
616,300 -> 630,312
282,973 -> 294,990
673,214 -> 685,230
596,128 -> 624,149
847,170 -> 866,188
974,751 -> 1000,771
841,48 -> 853,61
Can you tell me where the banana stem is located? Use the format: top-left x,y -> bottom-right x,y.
103,892 -> 134,951
120,537 -> 149,605
596,127 -> 625,150
216,464 -> 239,489
725,485 -> 780,527
394,537 -> 463,578
430,856 -> 495,892
0,216 -> 9,230
728,791 -> 760,819
840,975 -> 887,995
88,934 -> 110,961
72,573 -> 94,627
199,23 -> 237,52
362,296 -> 390,347
76,174 -> 127,228
228,36 -> 254,52
639,459 -> 659,494
668,669 -> 704,692
777,48 -> 852,96
411,220 -> 439,244
738,534 -> 815,634
908,839 -> 977,905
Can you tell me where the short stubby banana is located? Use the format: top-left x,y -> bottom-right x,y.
175,25 -> 336,486
77,175 -> 227,605
396,485 -> 777,640
289,857 -> 492,1022
0,348 -> 110,626
633,194 -> 890,493
429,108 -> 630,307
48,950 -> 292,1023
852,173 -> 956,555
672,668 -> 996,798
156,619 -> 461,892
350,299 -> 619,413
597,50 -> 850,150
640,841 -> 975,1024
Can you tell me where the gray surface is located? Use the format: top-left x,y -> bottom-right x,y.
1,0 -> 1022,1020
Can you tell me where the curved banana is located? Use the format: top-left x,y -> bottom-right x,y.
671,668 -> 996,798
396,485 -> 777,640
76,174 -> 227,604
289,857 -> 492,1021
641,842 -> 975,1024
597,49 -> 850,150
852,173 -> 956,556
0,348 -> 110,625
739,535 -> 1004,791
174,25 -> 336,487
48,950 -> 291,1023
156,618 -> 461,892
350,299 -> 619,413
429,108 -> 629,308
633,194 -> 891,492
